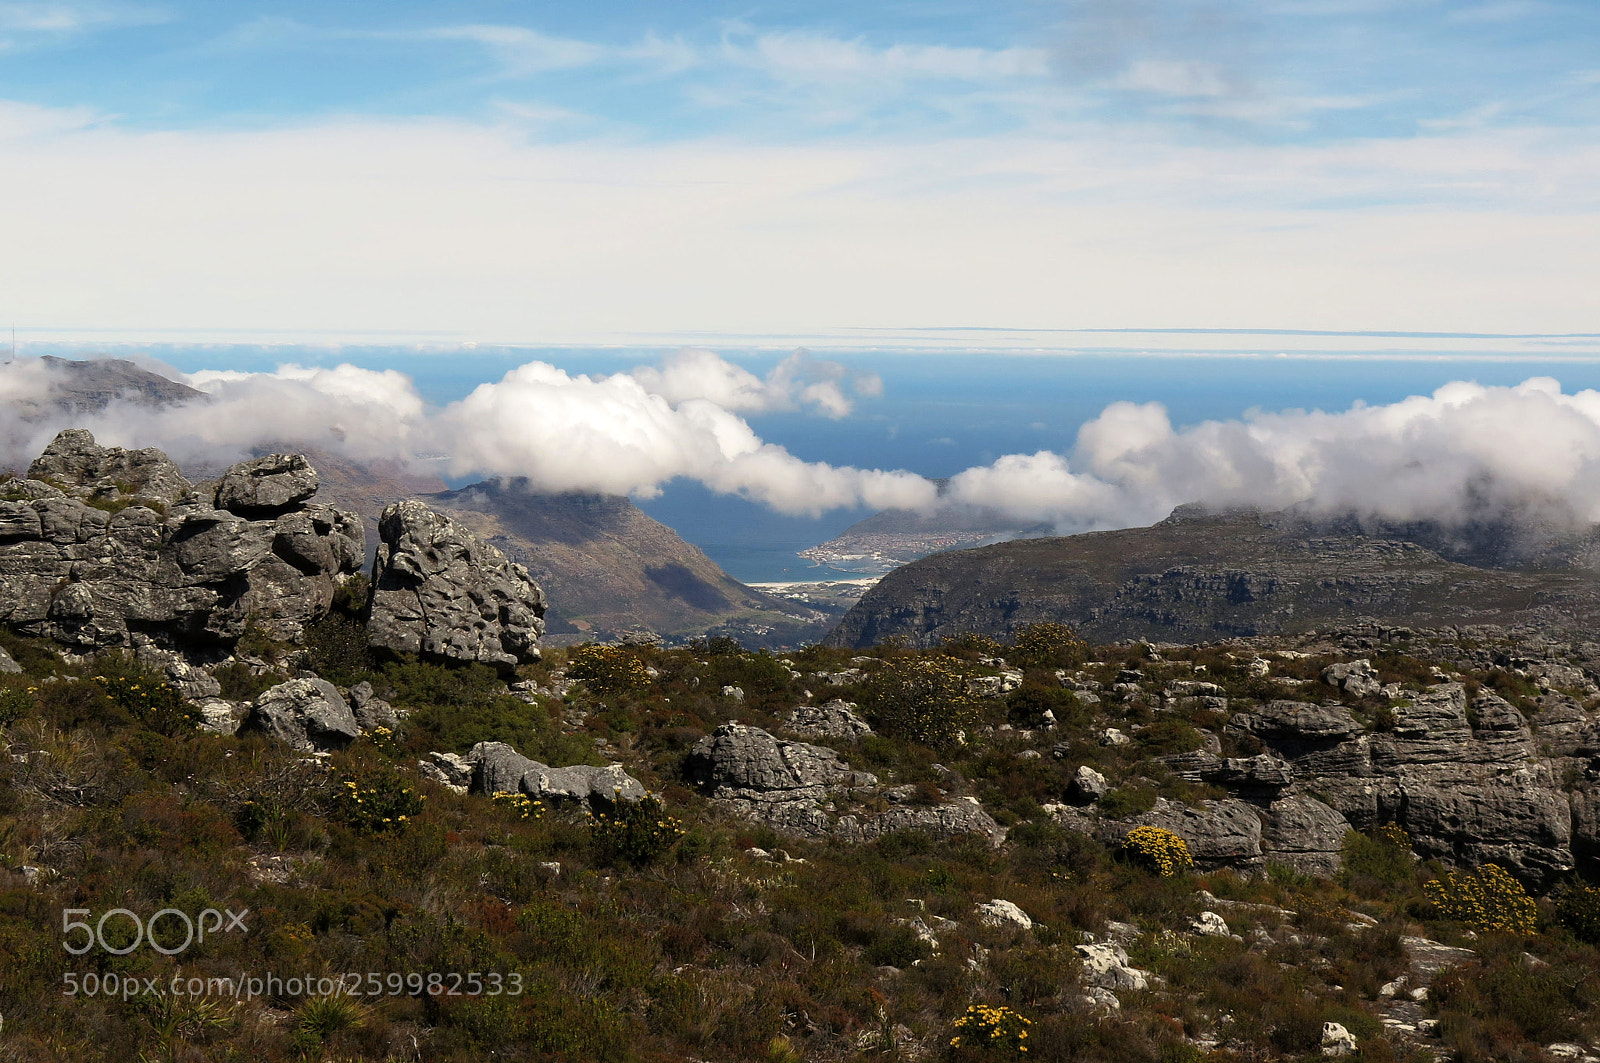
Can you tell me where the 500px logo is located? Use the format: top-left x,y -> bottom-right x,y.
62,907 -> 249,956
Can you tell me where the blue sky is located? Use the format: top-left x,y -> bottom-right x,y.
0,1 -> 1596,343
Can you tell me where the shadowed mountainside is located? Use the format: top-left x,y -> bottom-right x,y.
827,505 -> 1600,648
426,478 -> 837,645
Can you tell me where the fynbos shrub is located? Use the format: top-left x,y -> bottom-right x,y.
860,657 -> 977,748
1423,863 -> 1537,934
590,793 -> 685,865
949,1003 -> 1032,1056
330,767 -> 424,835
1122,825 -> 1193,877
1553,880 -> 1600,943
567,644 -> 652,697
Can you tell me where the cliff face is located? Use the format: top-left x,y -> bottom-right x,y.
827,508 -> 1600,649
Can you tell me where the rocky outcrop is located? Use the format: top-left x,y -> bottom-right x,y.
786,699 -> 873,740
462,741 -> 645,804
1232,685 -> 1574,885
215,453 -> 319,515
0,431 -> 362,651
244,678 -> 362,752
366,501 -> 545,673
688,722 -> 1001,843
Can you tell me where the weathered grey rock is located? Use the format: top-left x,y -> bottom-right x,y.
1320,1021 -> 1357,1058
1226,683 -> 1575,884
1260,795 -> 1352,877
246,678 -> 361,752
1192,911 -> 1229,936
1068,765 -> 1109,804
196,699 -> 246,736
27,428 -> 191,505
835,797 -> 1003,845
687,723 -> 856,797
0,645 -> 19,674
418,751 -> 474,794
366,501 -> 545,673
464,740 -> 646,804
1101,797 -> 1266,871
975,899 -> 1032,930
215,453 -> 318,515
786,699 -> 873,740
0,432 -> 362,653
469,741 -> 539,795
348,681 -> 400,732
1323,659 -> 1382,698
1075,943 -> 1152,991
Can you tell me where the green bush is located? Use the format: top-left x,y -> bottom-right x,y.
1340,823 -> 1414,892
1553,880 -> 1600,943
859,657 -> 978,748
1010,622 -> 1088,669
590,794 -> 685,866
567,644 -> 653,697
330,766 -> 425,835
1424,863 -> 1537,934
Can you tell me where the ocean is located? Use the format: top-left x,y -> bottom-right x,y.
137,339 -> 1600,584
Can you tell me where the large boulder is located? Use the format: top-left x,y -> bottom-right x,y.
215,453 -> 319,515
463,741 -> 645,803
246,678 -> 361,752
365,501 -> 545,673
0,432 -> 362,651
688,723 -> 1001,843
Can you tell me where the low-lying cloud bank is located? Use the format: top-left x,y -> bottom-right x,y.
0,349 -> 931,517
3,353 -> 1595,532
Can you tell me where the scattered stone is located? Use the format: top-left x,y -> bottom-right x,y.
722,685 -> 745,700
196,699 -> 246,736
974,899 -> 1033,931
1191,911 -> 1229,937
1322,659 -> 1382,698
0,646 -> 20,674
1100,728 -> 1132,748
1068,765 -> 1109,804
1075,942 -> 1152,991
245,854 -> 298,886
466,741 -> 645,803
348,681 -> 400,732
418,751 -> 474,794
1320,1022 -> 1357,1058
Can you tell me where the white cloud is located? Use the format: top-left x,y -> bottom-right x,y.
0,101 -> 1596,343
0,351 -> 929,517
947,378 -> 1600,532
725,31 -> 1052,85
0,1 -> 164,34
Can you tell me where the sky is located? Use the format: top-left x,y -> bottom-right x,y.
0,0 -> 1597,344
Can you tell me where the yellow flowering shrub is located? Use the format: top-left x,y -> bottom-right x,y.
566,644 -> 652,696
589,794 -> 685,866
949,1003 -> 1032,1055
1423,863 -> 1537,935
491,791 -> 545,820
330,768 -> 424,835
860,657 -> 978,748
1122,825 -> 1194,877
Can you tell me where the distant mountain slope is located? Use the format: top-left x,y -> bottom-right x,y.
10,355 -> 205,418
826,506 -> 1600,648
426,479 -> 838,645
800,496 -> 1051,572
